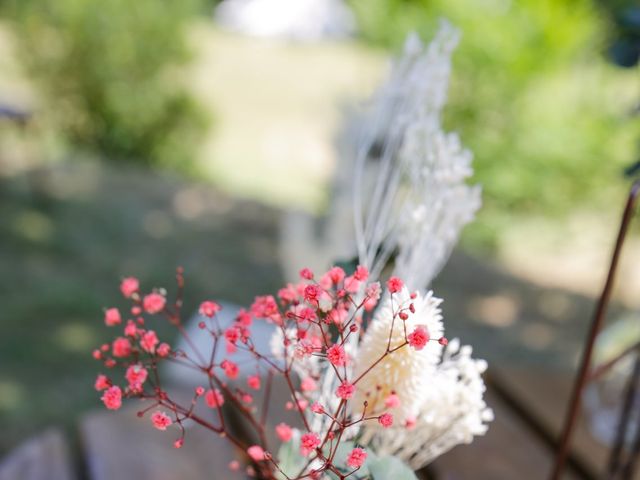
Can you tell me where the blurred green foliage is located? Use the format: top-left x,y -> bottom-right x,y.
8,0 -> 208,171
349,0 -> 639,248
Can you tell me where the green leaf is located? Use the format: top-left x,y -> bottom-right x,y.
368,456 -> 418,480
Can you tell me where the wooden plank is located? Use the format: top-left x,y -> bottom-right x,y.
431,390 -> 580,480
80,403 -> 247,480
0,429 -> 75,480
490,366 -> 639,479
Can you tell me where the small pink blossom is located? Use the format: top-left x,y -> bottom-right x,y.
336,382 -> 355,400
343,275 -> 360,293
386,276 -> 404,294
311,402 -> 324,414
247,375 -> 261,390
300,433 -> 320,456
301,377 -> 317,392
140,330 -> 159,353
199,300 -> 221,317
326,344 -> 346,367
195,386 -> 205,396
378,413 -> 393,428
327,266 -> 345,284
120,277 -> 139,298
174,438 -> 184,449
439,337 -> 449,346
299,267 -> 314,280
408,326 -> 430,351
156,342 -> 171,357
143,292 -> 166,314
112,337 -> 132,358
151,411 -> 172,431
205,388 -> 224,408
104,308 -> 121,327
250,295 -> 280,324
125,364 -> 148,389
385,393 -> 401,409
303,284 -> 320,302
247,445 -> 266,461
224,327 -> 240,344
353,265 -> 369,281
101,386 -> 122,410
221,360 -> 239,379
124,320 -> 138,337
229,460 -> 240,471
94,374 -> 110,391
405,415 -> 417,429
346,448 -> 367,468
275,423 -> 293,442
236,309 -> 252,326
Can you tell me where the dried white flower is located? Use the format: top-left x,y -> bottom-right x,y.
352,288 -> 444,422
353,20 -> 481,289
360,338 -> 494,468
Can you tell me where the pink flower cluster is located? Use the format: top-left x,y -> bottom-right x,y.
92,266 -> 446,479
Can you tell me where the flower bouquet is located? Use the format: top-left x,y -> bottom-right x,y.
92,22 -> 492,479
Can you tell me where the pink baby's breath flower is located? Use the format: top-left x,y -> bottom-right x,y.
385,393 -> 401,408
303,284 -> 320,302
199,300 -> 221,317
299,267 -> 314,280
247,445 -> 266,461
112,337 -> 132,358
378,413 -> 394,428
125,364 -> 148,389
343,275 -> 360,293
124,320 -> 138,337
247,375 -> 261,390
336,382 -> 355,400
195,386 -> 205,396
120,277 -> 139,298
236,309 -> 252,326
327,266 -> 346,284
386,276 -> 404,294
408,326 -> 430,351
326,344 -> 346,367
346,448 -> 367,468
353,265 -> 369,281
221,360 -> 239,379
300,433 -> 320,456
250,295 -> 278,317
151,410 -> 172,431
94,374 -> 110,391
301,377 -> 317,392
205,388 -> 224,408
140,330 -> 159,353
174,438 -> 184,449
311,402 -> 324,414
275,422 -> 293,442
104,308 -> 121,327
143,293 -> 166,314
101,386 -> 122,410
439,337 -> 449,346
156,342 -> 171,357
224,327 -> 240,344
405,415 -> 417,429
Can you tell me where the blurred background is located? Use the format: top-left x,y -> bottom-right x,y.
1,0 -> 640,469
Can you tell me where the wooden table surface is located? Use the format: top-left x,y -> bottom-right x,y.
0,367 -> 623,480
